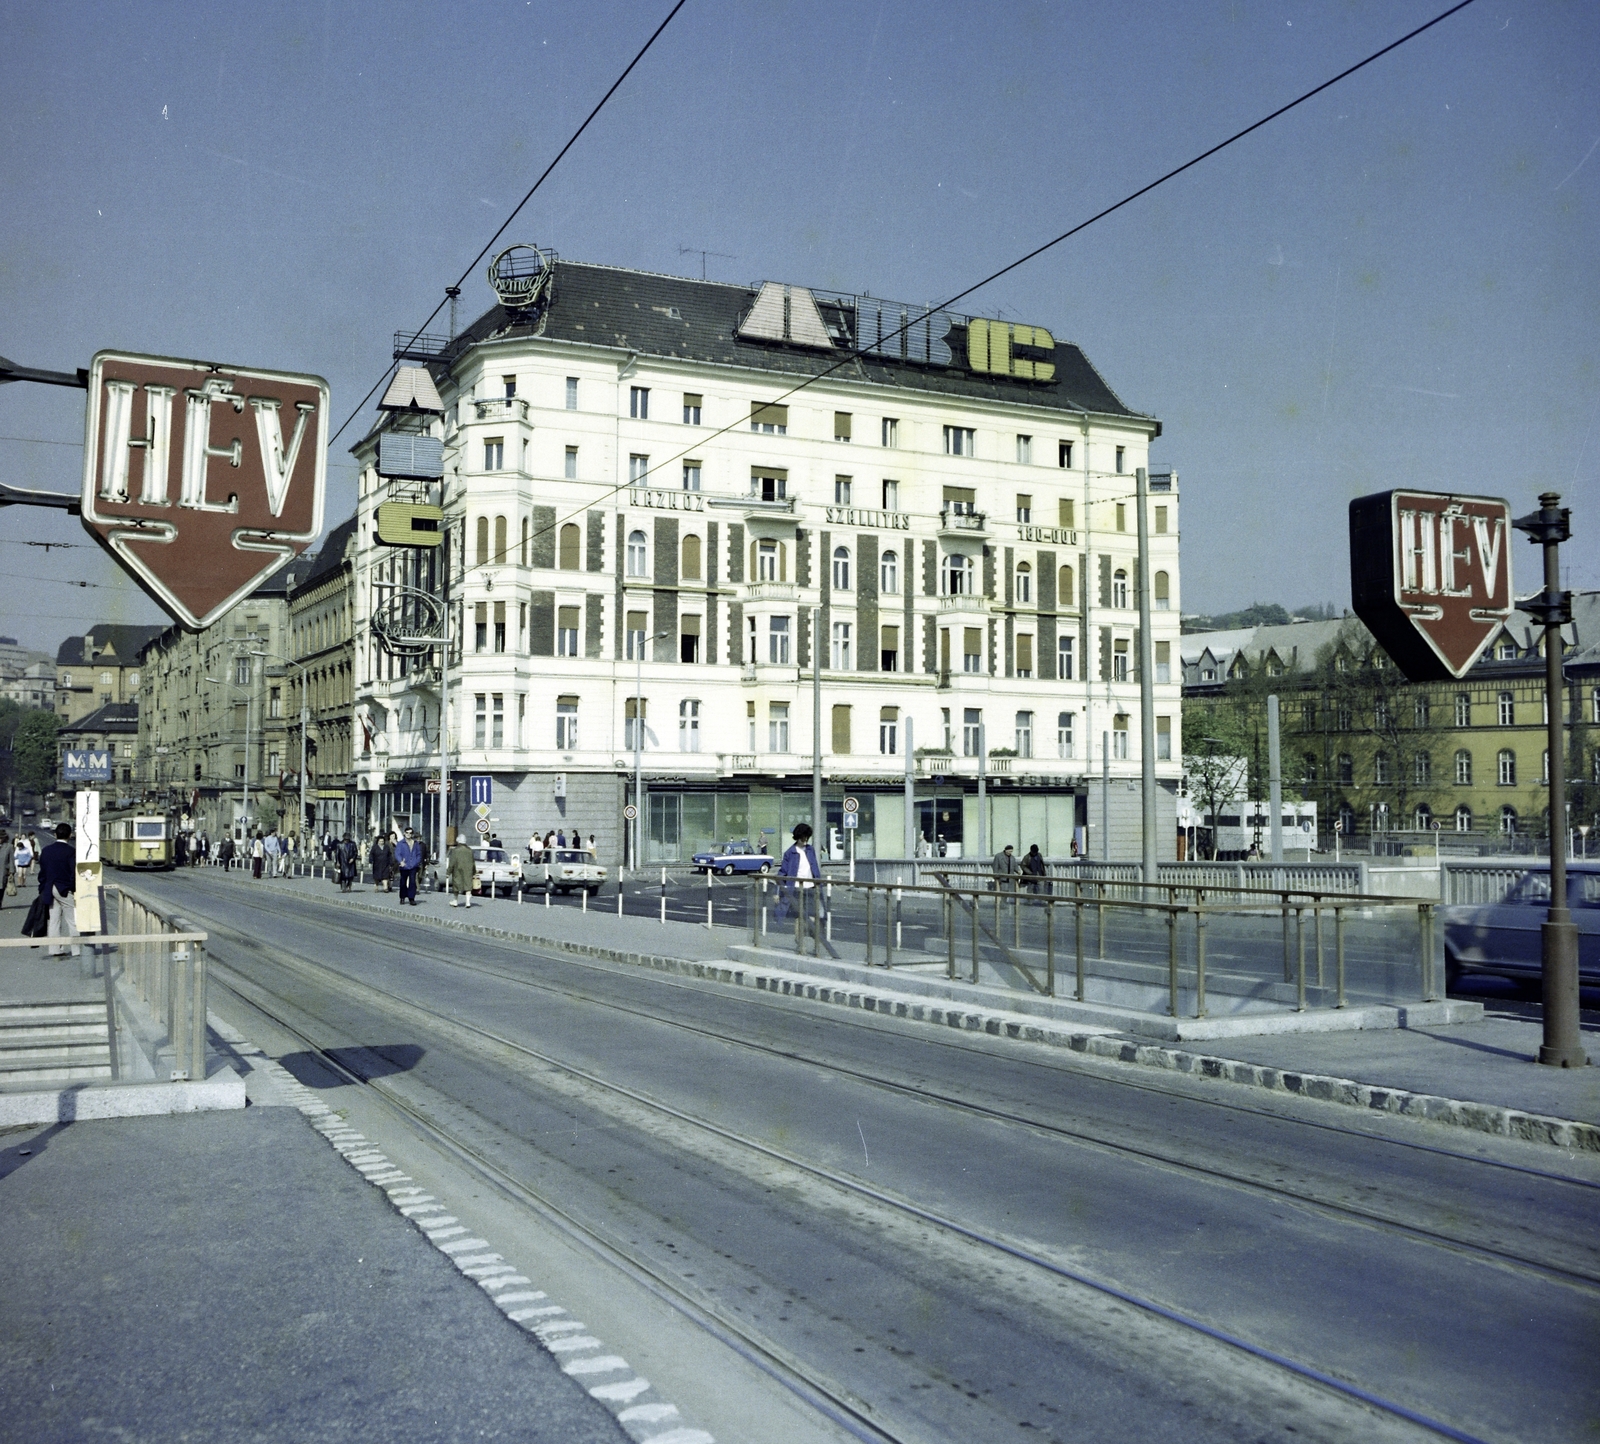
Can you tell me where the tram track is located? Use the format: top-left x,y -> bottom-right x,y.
179,878 -> 1600,1297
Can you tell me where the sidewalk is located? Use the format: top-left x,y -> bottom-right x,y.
184,866 -> 1600,1149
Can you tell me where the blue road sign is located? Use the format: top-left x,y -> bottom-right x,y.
468,775 -> 493,807
63,749 -> 113,783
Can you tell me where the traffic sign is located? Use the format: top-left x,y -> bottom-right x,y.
468,775 -> 493,806
1350,490 -> 1513,681
842,795 -> 859,814
843,813 -> 858,829
474,802 -> 491,819
623,804 -> 638,821
80,351 -> 328,631
474,818 -> 491,835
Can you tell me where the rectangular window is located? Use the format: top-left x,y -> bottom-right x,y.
881,624 -> 899,673
879,706 -> 898,756
1155,640 -> 1171,684
679,613 -> 701,664
757,540 -> 779,581
1113,713 -> 1130,759
1058,634 -> 1074,681
267,750 -> 281,776
769,702 -> 789,752
517,693 -> 526,747
831,620 -> 851,671
750,402 -> 787,434
494,600 -> 507,653
565,377 -> 578,409
1057,711 -> 1075,759
556,697 -> 578,750
1155,506 -> 1168,534
1115,502 -> 1126,532
747,700 -> 757,751
564,446 -> 578,479
768,615 -> 791,665
1058,441 -> 1073,469
474,694 -> 487,748
625,696 -> 646,752
1115,446 -> 1126,473
831,704 -> 851,755
484,438 -> 504,471
1015,493 -> 1032,523
557,606 -> 580,657
269,686 -> 281,719
882,479 -> 900,511
1016,435 -> 1032,465
943,425 -> 975,456
1498,693 -> 1514,726
834,411 -> 852,442
1058,498 -> 1075,529
1015,711 -> 1034,758
680,699 -> 701,753
502,375 -> 517,399
1113,639 -> 1129,681
682,392 -> 702,425
491,694 -> 504,748
629,386 -> 649,420
474,602 -> 488,653
943,485 -> 976,516
625,611 -> 647,662
750,468 -> 787,502
628,453 -> 650,484
962,708 -> 982,758
963,627 -> 982,674
1157,715 -> 1172,760
1456,694 -> 1472,727
834,475 -> 853,505
682,462 -> 701,491
881,417 -> 899,448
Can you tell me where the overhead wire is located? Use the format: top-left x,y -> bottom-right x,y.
434,0 -> 1478,589
327,0 -> 689,451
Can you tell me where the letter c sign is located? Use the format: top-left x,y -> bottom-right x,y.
966,318 -> 1056,382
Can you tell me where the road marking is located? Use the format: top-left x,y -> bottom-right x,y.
588,1377 -> 652,1402
507,1304 -> 566,1322
546,1335 -> 605,1354
619,1403 -> 679,1424
562,1355 -> 631,1376
437,1237 -> 493,1254
534,1319 -> 590,1337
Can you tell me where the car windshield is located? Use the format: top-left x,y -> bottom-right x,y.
556,850 -> 587,863
478,849 -> 509,863
1505,872 -> 1553,905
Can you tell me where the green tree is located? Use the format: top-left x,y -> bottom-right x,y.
256,793 -> 280,833
12,709 -> 60,796
1182,697 -> 1254,858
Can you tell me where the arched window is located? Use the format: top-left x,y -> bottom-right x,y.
1015,562 -> 1032,604
493,515 -> 507,564
1498,691 -> 1515,726
1058,564 -> 1075,608
1154,570 -> 1170,609
1414,751 -> 1431,784
880,550 -> 898,594
678,698 -> 700,752
1454,805 -> 1472,833
832,546 -> 851,591
1455,749 -> 1472,785
475,516 -> 489,567
941,553 -> 974,595
1414,803 -> 1433,831
1500,805 -> 1518,835
682,533 -> 702,581
1112,569 -> 1129,608
626,529 -> 648,578
520,516 -> 529,567
558,523 -> 580,570
1497,748 -> 1516,786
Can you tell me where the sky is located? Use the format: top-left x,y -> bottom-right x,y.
1,0 -> 1596,656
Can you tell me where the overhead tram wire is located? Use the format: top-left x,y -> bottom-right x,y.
480,0 -> 1478,587
326,0 -> 689,452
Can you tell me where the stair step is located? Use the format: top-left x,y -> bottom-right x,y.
0,1024 -> 109,1046
0,1002 -> 107,1022
0,1061 -> 114,1084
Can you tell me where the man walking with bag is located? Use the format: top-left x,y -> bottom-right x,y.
37,823 -> 79,957
393,828 -> 422,906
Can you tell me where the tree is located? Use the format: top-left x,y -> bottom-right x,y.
12,708 -> 59,797
256,793 -> 280,834
1182,698 -> 1254,859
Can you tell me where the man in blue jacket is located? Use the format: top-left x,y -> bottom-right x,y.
393,828 -> 422,905
37,822 -> 78,957
775,822 -> 826,946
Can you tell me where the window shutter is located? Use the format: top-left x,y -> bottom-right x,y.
1017,634 -> 1033,671
834,411 -> 852,441
681,613 -> 701,635
558,606 -> 579,630
831,704 -> 851,754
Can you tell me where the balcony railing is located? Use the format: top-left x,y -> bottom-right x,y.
939,506 -> 988,534
474,397 -> 530,422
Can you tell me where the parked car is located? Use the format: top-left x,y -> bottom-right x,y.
471,845 -> 523,898
526,847 -> 606,895
1442,864 -> 1600,988
692,840 -> 775,876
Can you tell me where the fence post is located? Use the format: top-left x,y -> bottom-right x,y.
1167,905 -> 1179,1017
864,884 -> 874,966
1314,895 -> 1325,986
1335,906 -> 1347,1007
1420,903 -> 1438,1001
1074,890 -> 1085,1001
945,891 -> 955,980
1096,882 -> 1106,959
971,887 -> 980,984
1281,892 -> 1292,982
1045,899 -> 1055,997
1194,906 -> 1208,1019
1295,906 -> 1307,1012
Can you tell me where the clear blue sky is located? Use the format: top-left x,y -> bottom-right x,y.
2,0 -> 1595,653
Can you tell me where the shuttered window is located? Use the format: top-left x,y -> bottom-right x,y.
751,403 -> 788,433
831,704 -> 851,755
1016,634 -> 1034,676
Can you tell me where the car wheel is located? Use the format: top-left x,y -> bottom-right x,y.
759,861 -> 773,874
720,863 -> 736,876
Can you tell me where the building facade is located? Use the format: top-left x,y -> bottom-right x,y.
55,624 -> 162,727
57,702 -> 139,793
286,516 -> 358,839
352,259 -> 1182,863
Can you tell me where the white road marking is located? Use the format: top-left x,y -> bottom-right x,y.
424,1226 -> 468,1241
506,1304 -> 566,1322
619,1403 -> 679,1425
437,1237 -> 492,1254
492,1291 -> 548,1306
562,1353 -> 629,1374
588,1378 -> 652,1402
451,1252 -> 503,1268
640,1430 -> 715,1444
534,1319 -> 590,1338
546,1336 -> 605,1354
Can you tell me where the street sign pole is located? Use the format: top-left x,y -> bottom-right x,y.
1513,493 -> 1585,1069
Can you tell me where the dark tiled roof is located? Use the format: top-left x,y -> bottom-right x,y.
291,513 -> 358,594
443,261 -> 1151,422
55,623 -> 165,668
58,701 -> 139,738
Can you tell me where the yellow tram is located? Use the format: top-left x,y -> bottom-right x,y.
101,812 -> 175,870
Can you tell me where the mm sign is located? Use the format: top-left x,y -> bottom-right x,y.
1350,490 -> 1513,682
81,351 -> 328,630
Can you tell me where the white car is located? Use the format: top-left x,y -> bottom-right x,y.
526,847 -> 606,895
471,845 -> 523,898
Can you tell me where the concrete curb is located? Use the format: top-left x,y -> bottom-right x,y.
0,1068 -> 246,1126
249,883 -> 1600,1155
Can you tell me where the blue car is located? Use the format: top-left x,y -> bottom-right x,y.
1443,864 -> 1600,988
692,841 -> 775,876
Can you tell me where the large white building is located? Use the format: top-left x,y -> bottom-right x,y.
350,256 -> 1182,863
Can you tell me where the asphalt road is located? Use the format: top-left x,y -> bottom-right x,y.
148,868 -> 1600,1444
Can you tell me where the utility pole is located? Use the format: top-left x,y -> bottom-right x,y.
1268,694 -> 1283,865
1136,467 -> 1157,887
1512,493 -> 1585,1068
976,723 -> 987,860
437,510 -> 454,879
903,715 -> 915,862
1102,731 -> 1111,863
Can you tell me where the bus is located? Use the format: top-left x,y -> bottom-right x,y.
101,812 -> 175,870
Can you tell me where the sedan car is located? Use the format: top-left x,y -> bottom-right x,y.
526,847 -> 606,895
691,840 -> 775,876
1442,864 -> 1600,987
471,845 -> 523,898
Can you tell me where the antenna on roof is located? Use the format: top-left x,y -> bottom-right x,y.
678,245 -> 735,281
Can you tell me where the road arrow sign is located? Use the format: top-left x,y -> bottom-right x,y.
80,351 -> 328,630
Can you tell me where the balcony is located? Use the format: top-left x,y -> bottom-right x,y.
937,593 -> 986,613
473,397 -> 530,422
744,581 -> 797,601
939,506 -> 988,536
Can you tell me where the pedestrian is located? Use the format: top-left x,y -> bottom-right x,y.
263,830 -> 280,879
992,843 -> 1020,894
251,831 -> 265,879
447,832 -> 477,907
174,831 -> 188,867
37,822 -> 78,958
1021,842 -> 1047,894
543,829 -> 556,850
586,833 -> 597,858
338,833 -> 358,892
12,832 -> 34,895
394,827 -> 422,905
371,831 -> 393,892
774,823 -> 824,939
